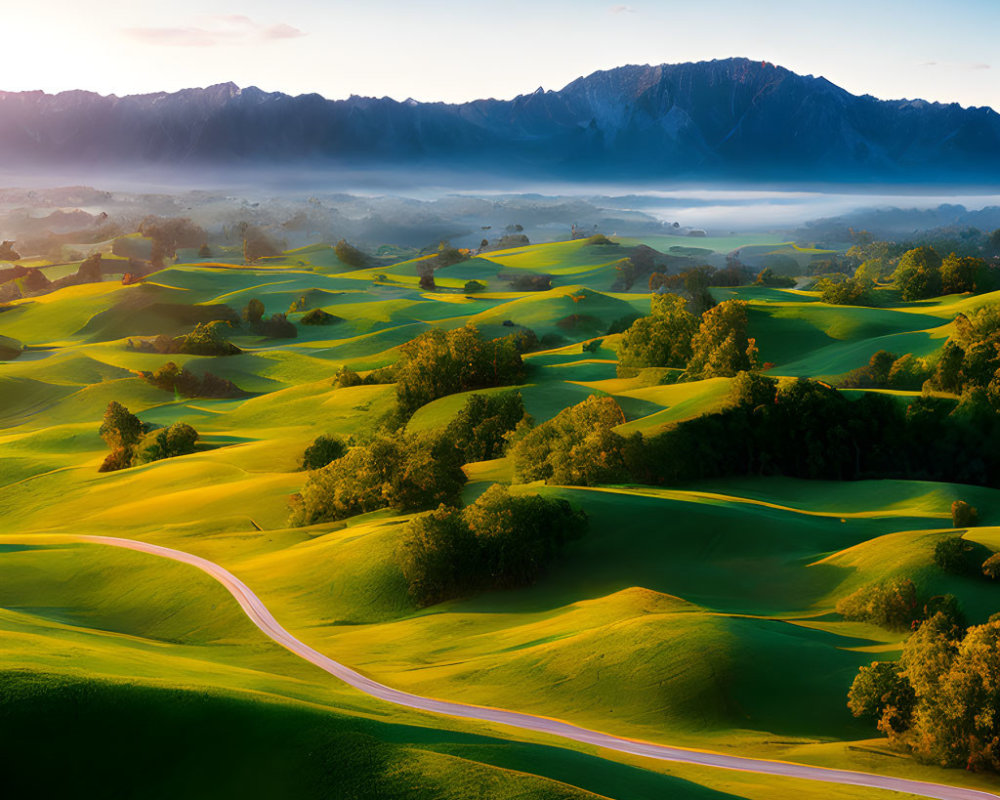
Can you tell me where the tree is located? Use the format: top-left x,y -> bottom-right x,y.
933,536 -> 980,576
617,293 -> 698,372
139,217 -> 206,269
951,500 -> 979,528
835,578 -> 919,631
399,485 -> 587,606
399,506 -> 480,606
198,243 -> 212,258
510,395 -> 628,485
464,280 -> 486,294
334,239 -> 368,268
98,401 -> 145,471
444,392 -> 525,463
289,434 -> 466,526
847,661 -> 915,737
892,246 -> 943,300
135,423 -> 199,465
940,253 -> 993,295
243,298 -> 265,326
99,401 -> 144,452
301,434 -> 348,471
394,325 -> 525,417
685,300 -> 757,379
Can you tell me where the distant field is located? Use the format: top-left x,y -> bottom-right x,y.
1,235 -> 997,799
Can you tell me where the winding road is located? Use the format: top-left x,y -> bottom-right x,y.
80,534 -> 998,800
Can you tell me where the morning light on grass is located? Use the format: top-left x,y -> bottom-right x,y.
3,2 -> 1000,799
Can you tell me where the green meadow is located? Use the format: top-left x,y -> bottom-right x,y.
2,235 -> 998,799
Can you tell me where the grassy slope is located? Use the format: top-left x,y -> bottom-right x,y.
1,242 -> 998,797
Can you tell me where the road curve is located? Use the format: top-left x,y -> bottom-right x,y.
80,534 -> 998,800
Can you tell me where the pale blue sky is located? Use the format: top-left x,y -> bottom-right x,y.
7,0 -> 1000,109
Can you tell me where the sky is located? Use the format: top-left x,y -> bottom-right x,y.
4,0 -> 1000,110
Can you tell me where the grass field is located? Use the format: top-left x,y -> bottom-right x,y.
1,236 -> 998,798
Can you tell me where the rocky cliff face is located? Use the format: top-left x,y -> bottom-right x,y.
1,58 -> 998,182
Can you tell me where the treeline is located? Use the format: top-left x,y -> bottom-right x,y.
509,373 -> 1000,489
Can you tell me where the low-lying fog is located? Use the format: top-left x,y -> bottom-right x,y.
3,177 -> 1000,258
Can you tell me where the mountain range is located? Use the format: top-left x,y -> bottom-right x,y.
3,58 -> 999,183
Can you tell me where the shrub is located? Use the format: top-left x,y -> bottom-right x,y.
835,578 -> 919,631
254,313 -> 297,339
755,267 -> 796,288
300,434 -> 348,471
464,280 -> 486,294
399,484 -> 587,606
951,500 -> 979,528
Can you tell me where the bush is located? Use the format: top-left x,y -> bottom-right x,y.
289,434 -> 466,526
300,434 -> 348,471
399,484 -> 587,606
755,268 -> 796,288
464,280 -> 486,294
951,500 -> 979,528
835,578 -> 919,631
254,313 -> 297,339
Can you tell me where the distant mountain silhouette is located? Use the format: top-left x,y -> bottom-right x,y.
3,58 -> 999,182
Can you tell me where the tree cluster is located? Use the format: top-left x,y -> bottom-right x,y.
394,325 -> 525,417
617,296 -> 756,380
127,321 -> 242,357
444,391 -> 526,463
510,395 -> 628,486
243,298 -> 297,339
837,350 -> 930,391
138,217 -> 207,270
892,247 -> 997,300
289,433 -> 466,526
140,362 -> 244,398
334,239 -> 369,268
399,485 -> 587,606
848,614 -> 1000,772
927,305 -> 1000,406
510,373 -> 1000,490
98,401 -> 199,472
300,434 -> 348,471
333,364 -> 397,388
